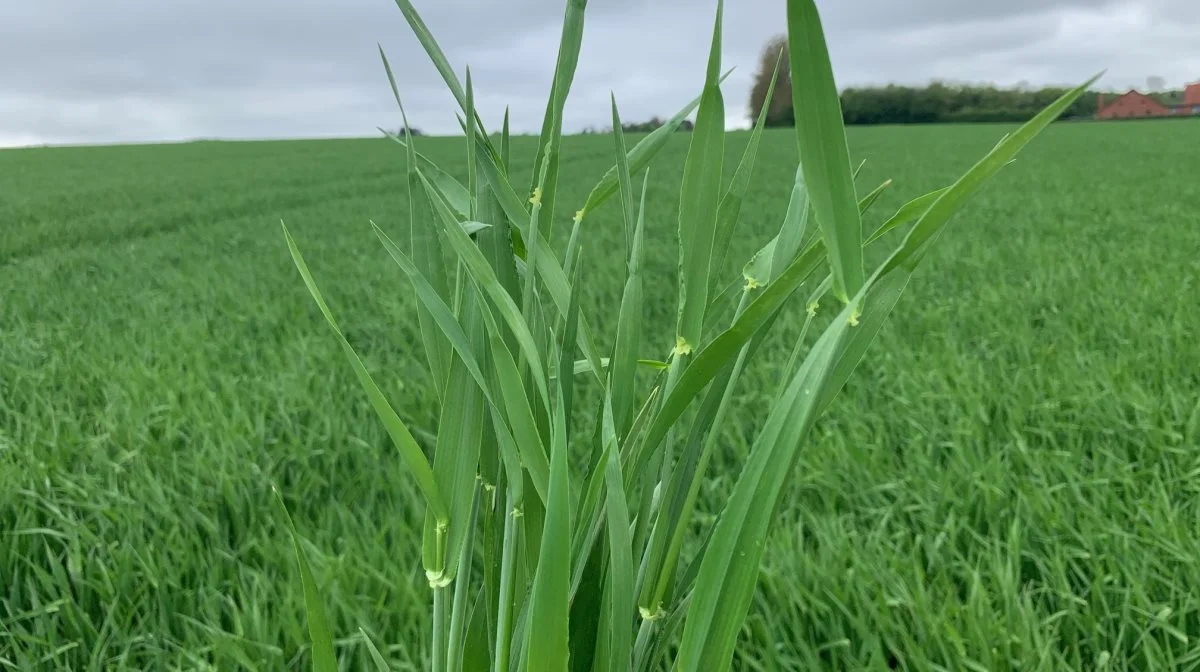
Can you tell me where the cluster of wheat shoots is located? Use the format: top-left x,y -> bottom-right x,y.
277,0 -> 1097,669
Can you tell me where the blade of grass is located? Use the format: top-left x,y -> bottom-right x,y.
379,51 -> 453,398
372,224 -> 546,506
474,164 -> 522,313
599,396 -> 635,672
524,343 -> 575,672
432,141 -> 572,342
457,131 -> 608,384
787,0 -> 863,303
609,119 -> 648,441
418,174 -> 553,415
884,74 -> 1100,273
630,240 -> 825,477
818,76 -> 1105,410
359,628 -> 391,672
751,184 -> 953,371
710,47 -> 783,282
570,385 -> 659,603
611,95 -> 637,259
491,431 -> 525,672
483,319 -> 551,504
527,230 -> 607,387
674,269 -> 906,671
561,208 -> 586,298
378,47 -> 415,245
372,223 -> 497,420
857,178 -> 892,216
702,274 -> 743,335
770,166 -> 812,283
467,129 -> 530,231
447,484 -> 482,671
578,544 -> 611,672
433,586 -> 449,672
636,351 -> 729,620
864,186 -> 949,245
577,68 -> 735,223
633,160 -> 891,478
557,259 -> 584,458
641,285 -> 759,618
737,147 -> 885,296
281,222 -> 448,553
792,185 -> 949,333
466,68 -> 478,220
272,487 -> 337,672
523,149 -> 549,341
771,277 -> 825,400
674,71 -> 1101,671
502,106 -> 511,174
391,0 -> 498,159
528,0 -> 588,240
462,589 -> 492,672
674,0 -> 726,355
380,127 -> 473,219
425,286 -> 487,587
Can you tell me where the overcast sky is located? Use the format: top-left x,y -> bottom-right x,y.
2,0 -> 1198,147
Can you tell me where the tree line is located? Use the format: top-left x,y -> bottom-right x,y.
748,35 -> 1103,126
581,117 -> 695,134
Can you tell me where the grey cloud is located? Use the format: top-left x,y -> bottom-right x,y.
1,0 -> 1198,147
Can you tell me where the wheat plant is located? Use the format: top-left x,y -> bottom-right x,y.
277,0 -> 1097,669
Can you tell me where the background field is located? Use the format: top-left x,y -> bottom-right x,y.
2,119 -> 1199,670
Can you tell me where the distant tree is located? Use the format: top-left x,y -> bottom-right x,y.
1146,75 -> 1166,92
747,34 -> 792,126
747,37 -> 1104,126
620,117 -> 659,133
611,116 -> 692,133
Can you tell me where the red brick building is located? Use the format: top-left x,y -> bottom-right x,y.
1096,82 -> 1200,119
1176,83 -> 1200,115
1096,90 -> 1169,119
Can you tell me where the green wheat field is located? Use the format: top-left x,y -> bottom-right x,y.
3,119 -> 1200,670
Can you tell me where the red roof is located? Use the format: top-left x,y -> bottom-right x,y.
1101,90 -> 1168,111
1184,83 -> 1200,106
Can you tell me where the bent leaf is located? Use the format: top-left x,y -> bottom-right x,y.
281,222 -> 447,527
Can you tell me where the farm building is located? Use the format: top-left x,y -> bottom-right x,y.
1097,82 -> 1200,119
1180,82 -> 1200,113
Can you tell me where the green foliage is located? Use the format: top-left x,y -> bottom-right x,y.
272,0 -> 1097,670
19,6 -> 1200,672
748,33 -> 1102,126
839,82 -> 1103,124
272,489 -> 339,672
5,106 -> 1200,672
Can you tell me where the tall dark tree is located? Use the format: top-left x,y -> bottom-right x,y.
747,34 -> 792,126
